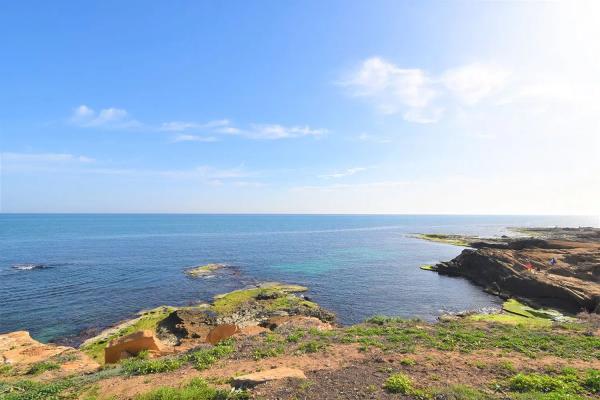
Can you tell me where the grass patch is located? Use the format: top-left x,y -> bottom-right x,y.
26,361 -> 60,375
383,373 -> 413,394
432,384 -> 495,399
286,329 -> 306,343
186,339 -> 235,370
252,345 -> 284,360
399,357 -> 416,366
297,340 -> 327,354
80,306 -> 175,363
121,357 -> 184,376
135,377 -> 248,400
0,379 -> 73,400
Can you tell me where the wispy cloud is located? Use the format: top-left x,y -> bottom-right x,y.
340,57 -> 511,123
442,63 -> 509,105
160,119 -> 230,132
2,152 -> 95,163
67,107 -> 327,141
355,133 -> 392,144
69,105 -> 141,129
319,167 -> 368,179
171,134 -> 219,143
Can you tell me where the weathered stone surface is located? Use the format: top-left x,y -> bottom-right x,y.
0,331 -> 99,374
263,316 -> 334,332
157,307 -> 215,343
206,324 -> 240,345
232,367 -> 306,387
104,330 -> 170,364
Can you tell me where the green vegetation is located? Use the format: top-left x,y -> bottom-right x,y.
431,384 -> 495,400
0,365 -> 12,376
470,299 -> 575,327
80,306 -> 176,363
286,329 -> 306,343
185,339 -> 235,370
337,317 -> 600,360
26,361 -> 60,375
297,340 -> 327,354
420,264 -> 438,271
383,373 -> 413,394
399,357 -> 416,366
121,357 -> 184,375
135,378 -> 248,400
211,283 -> 308,314
0,379 -> 73,400
252,345 -> 284,360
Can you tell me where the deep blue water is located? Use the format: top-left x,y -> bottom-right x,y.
1,214 -> 597,343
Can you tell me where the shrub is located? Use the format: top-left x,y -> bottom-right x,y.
400,357 -> 416,366
252,345 -> 284,360
0,379 -> 72,400
286,330 -> 305,343
121,357 -> 184,375
383,373 -> 413,394
508,373 -> 581,394
26,361 -> 60,375
583,369 -> 600,393
186,340 -> 235,370
135,377 -> 248,400
297,340 -> 326,353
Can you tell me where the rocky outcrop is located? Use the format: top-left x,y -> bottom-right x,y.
206,324 -> 240,345
232,367 -> 306,388
0,331 -> 99,375
104,330 -> 171,364
435,235 -> 600,314
262,316 -> 334,332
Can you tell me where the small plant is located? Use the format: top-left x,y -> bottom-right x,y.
0,364 -> 13,375
187,340 -> 235,370
400,357 -> 416,366
297,340 -> 326,353
121,356 -> 184,375
0,379 -> 73,400
252,345 -> 284,360
26,361 -> 60,375
583,369 -> 600,393
286,330 -> 305,343
508,372 -> 581,394
384,373 -> 413,394
135,377 -> 249,400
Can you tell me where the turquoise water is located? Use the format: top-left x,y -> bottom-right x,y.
0,214 -> 597,343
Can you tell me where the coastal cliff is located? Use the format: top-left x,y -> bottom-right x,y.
426,227 -> 600,314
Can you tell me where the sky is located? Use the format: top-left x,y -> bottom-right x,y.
1,1 -> 599,214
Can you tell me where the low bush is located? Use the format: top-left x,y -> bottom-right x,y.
383,373 -> 413,394
135,377 -> 248,400
26,361 -> 60,375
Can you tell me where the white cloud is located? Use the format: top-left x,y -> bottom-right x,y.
341,58 -> 511,122
355,133 -> 392,144
69,105 -> 140,129
341,57 -> 439,120
2,152 -> 94,163
172,134 -> 219,143
442,63 -> 510,105
244,124 -> 327,139
160,119 -> 230,132
319,167 -> 368,179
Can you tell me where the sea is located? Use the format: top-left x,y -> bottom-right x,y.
0,214 -> 597,343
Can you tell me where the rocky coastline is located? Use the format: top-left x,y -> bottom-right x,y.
420,227 -> 600,315
1,229 -> 600,399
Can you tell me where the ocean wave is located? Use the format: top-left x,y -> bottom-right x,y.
12,263 -> 51,271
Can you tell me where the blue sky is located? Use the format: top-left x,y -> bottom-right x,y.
1,1 -> 599,214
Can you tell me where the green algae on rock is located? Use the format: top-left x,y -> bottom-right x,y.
419,264 -> 438,271
414,233 -> 473,247
185,263 -> 227,277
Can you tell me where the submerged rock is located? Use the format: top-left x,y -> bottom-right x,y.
185,263 -> 227,277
